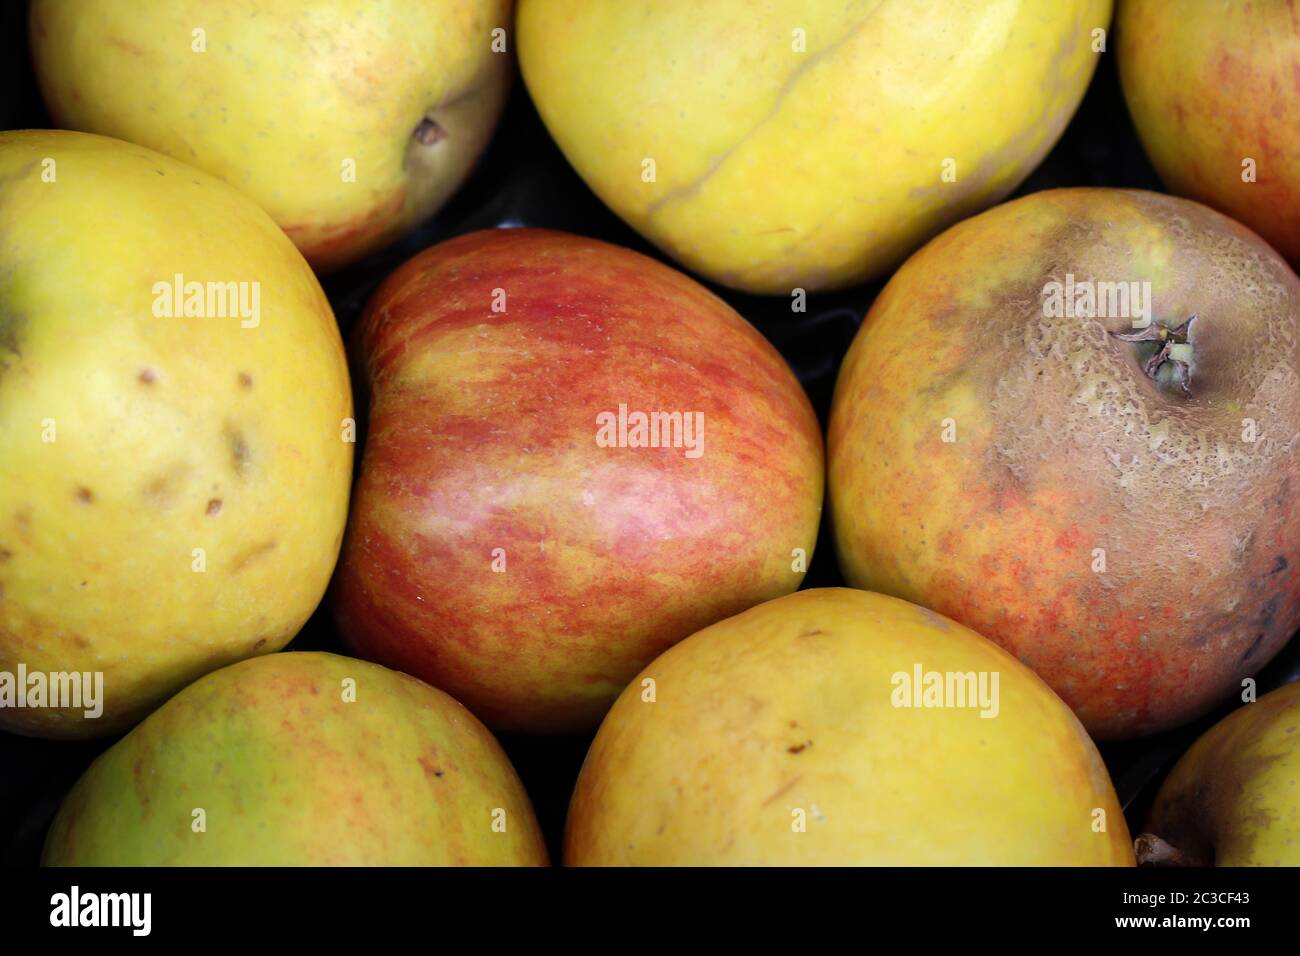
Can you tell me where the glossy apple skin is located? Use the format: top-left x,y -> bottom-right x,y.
566,588 -> 1133,866
518,0 -> 1109,294
29,0 -> 513,272
1142,680 -> 1300,866
1118,0 -> 1300,266
332,229 -> 824,733
828,188 -> 1300,740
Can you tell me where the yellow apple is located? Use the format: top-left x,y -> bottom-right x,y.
29,0 -> 514,272
1138,680 -> 1300,867
566,588 -> 1133,865
0,130 -> 352,739
42,652 -> 549,865
518,0 -> 1109,294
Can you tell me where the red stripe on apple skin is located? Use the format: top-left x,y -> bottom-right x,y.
284,183 -> 408,273
333,229 -> 824,733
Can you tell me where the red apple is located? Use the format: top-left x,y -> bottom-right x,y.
332,229 -> 823,733
1118,0 -> 1300,267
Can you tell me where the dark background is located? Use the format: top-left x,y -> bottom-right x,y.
3,3 -> 1298,866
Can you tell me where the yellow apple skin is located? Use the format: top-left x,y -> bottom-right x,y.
0,130 -> 352,739
518,0 -> 1109,294
1141,681 -> 1300,867
42,652 -> 549,865
566,588 -> 1133,866
29,0 -> 513,272
1117,0 -> 1300,267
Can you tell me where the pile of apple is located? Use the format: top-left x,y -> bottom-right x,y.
3,0 -> 1298,867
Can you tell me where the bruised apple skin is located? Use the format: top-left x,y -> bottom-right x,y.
43,653 -> 549,866
828,188 -> 1300,740
0,131 -> 352,739
332,229 -> 823,734
518,0 -> 1109,294
1117,0 -> 1300,266
566,589 -> 1133,866
29,0 -> 513,272
1137,680 -> 1300,867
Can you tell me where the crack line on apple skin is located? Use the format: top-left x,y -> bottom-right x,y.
641,4 -> 884,222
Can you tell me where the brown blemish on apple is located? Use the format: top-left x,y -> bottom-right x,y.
108,36 -> 146,57
418,753 -> 446,779
760,775 -> 802,806
0,308 -> 25,381
138,368 -> 158,384
238,372 -> 253,389
75,486 -> 94,504
224,425 -> 251,475
230,539 -> 276,574
786,741 -> 812,754
206,498 -> 222,517
142,465 -> 190,508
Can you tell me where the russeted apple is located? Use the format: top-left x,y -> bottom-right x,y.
29,0 -> 513,272
566,588 -> 1134,866
518,0 -> 1109,293
332,229 -> 824,733
828,188 -> 1300,740
1137,680 -> 1300,867
43,653 -> 549,865
0,130 -> 352,739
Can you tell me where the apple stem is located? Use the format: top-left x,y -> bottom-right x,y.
1108,314 -> 1197,396
413,118 -> 446,146
1134,832 -> 1196,866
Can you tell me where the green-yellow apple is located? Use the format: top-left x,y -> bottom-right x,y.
828,188 -> 1300,740
29,0 -> 513,272
1118,0 -> 1300,266
565,588 -> 1134,865
42,652 -> 549,865
0,130 -> 352,738
517,0 -> 1109,294
331,228 -> 824,734
1138,680 -> 1300,866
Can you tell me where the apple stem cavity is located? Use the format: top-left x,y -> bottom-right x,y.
1109,314 -> 1198,396
413,117 -> 447,146
1133,832 -> 1200,866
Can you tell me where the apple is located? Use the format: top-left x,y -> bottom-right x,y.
42,652 -> 549,865
29,0 -> 514,272
565,588 -> 1133,865
1137,679 -> 1300,867
517,0 -> 1109,294
0,130 -> 352,738
828,187 -> 1300,740
1117,0 -> 1300,267
331,228 -> 823,734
